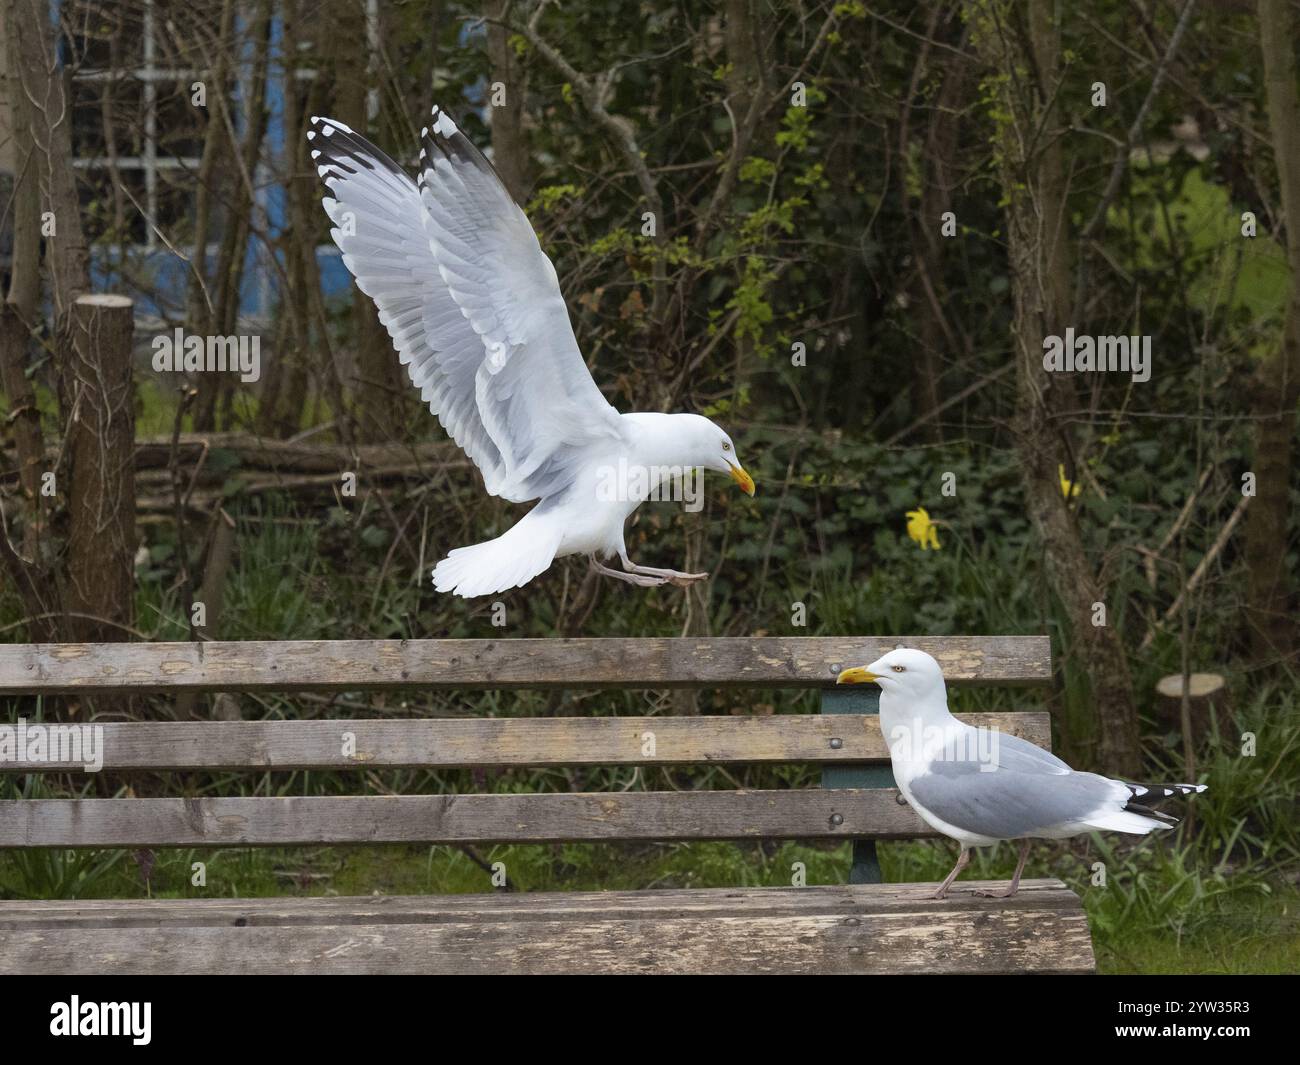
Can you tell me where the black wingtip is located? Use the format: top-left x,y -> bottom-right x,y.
306,116 -> 413,188
1123,782 -> 1207,811
419,103 -> 512,194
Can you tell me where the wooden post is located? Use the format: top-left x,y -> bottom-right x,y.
820,686 -> 891,883
65,294 -> 137,643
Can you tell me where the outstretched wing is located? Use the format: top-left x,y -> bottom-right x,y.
309,110 -> 623,503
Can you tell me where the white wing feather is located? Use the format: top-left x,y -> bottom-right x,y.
309,110 -> 623,503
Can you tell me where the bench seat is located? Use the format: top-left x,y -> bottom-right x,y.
0,880 -> 1093,974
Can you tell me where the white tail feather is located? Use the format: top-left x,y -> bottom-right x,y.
432,512 -> 562,598
1081,809 -> 1173,835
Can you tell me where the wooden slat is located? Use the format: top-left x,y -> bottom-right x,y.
0,790 -> 939,846
0,712 -> 1051,771
0,883 -> 1096,974
0,880 -> 1083,926
0,636 -> 1052,693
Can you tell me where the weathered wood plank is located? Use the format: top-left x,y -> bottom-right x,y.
0,884 -> 1096,974
0,790 -> 939,846
0,914 -> 1098,975
0,712 -> 1051,771
0,880 -> 1078,927
0,636 -> 1052,693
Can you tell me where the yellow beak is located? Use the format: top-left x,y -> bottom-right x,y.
836,667 -> 880,685
728,463 -> 756,496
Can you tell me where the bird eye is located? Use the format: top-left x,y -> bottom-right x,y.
891,665 -> 906,673
722,442 -> 732,451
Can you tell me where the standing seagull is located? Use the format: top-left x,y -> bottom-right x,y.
836,648 -> 1206,899
308,106 -> 755,598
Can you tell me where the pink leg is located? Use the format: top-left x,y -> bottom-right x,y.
621,557 -> 709,586
926,847 -> 971,900
975,839 -> 1031,898
590,556 -> 666,587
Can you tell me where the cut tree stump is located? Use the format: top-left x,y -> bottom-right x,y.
1155,672 -> 1229,747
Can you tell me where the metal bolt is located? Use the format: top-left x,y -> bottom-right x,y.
843,917 -> 860,927
829,813 -> 844,826
829,737 -> 843,749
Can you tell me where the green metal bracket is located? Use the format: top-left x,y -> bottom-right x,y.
819,685 -> 893,884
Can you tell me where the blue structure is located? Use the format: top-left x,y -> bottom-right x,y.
75,6 -> 492,325
77,6 -> 350,324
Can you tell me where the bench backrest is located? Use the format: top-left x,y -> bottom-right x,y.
0,637 -> 1051,863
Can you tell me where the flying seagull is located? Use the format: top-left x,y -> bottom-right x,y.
308,106 -> 755,598
837,648 -> 1206,899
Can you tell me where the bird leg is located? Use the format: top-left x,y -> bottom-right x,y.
926,847 -> 971,900
974,839 -> 1031,899
589,556 -> 667,587
620,557 -> 709,587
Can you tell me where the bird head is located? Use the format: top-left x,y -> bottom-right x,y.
836,647 -> 947,701
677,413 -> 754,496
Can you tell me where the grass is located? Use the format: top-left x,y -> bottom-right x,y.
1098,889 -> 1300,974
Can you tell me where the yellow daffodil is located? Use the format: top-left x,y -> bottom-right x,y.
1058,464 -> 1081,500
905,507 -> 941,550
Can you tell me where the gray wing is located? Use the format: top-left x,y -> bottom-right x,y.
987,730 -> 1073,775
909,728 -> 1125,840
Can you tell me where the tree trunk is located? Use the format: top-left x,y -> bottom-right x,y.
901,7 -> 971,441
332,0 -> 404,443
485,0 -> 529,203
256,0 -> 313,438
195,0 -> 273,430
969,0 -> 1141,776
661,0 -> 768,712
11,0 -> 91,413
1,0 -> 95,641
185,0 -> 237,342
1244,0 -> 1300,662
1,0 -> 45,564
65,295 -> 137,644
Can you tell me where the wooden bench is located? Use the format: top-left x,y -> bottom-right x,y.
0,636 -> 1095,974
